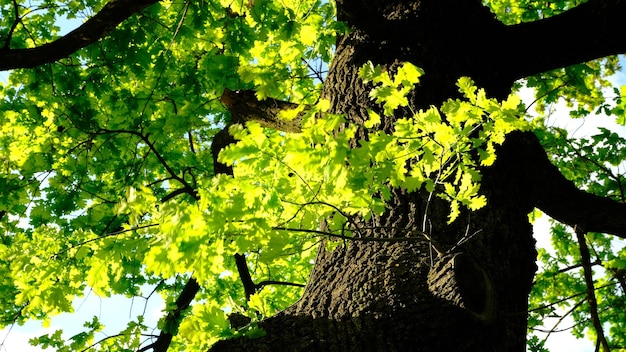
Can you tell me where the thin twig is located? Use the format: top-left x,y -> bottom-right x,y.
541,298 -> 585,345
80,333 -> 157,352
139,277 -> 200,352
523,79 -> 571,114
255,280 -> 306,290
527,282 -> 615,313
95,128 -> 198,199
52,224 -> 158,258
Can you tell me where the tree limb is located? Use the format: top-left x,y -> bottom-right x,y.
219,89 -> 303,132
575,227 -> 610,352
540,298 -> 586,345
96,128 -> 198,199
140,277 -> 200,352
494,131 -> 626,239
3,0 -> 20,50
209,106 -> 262,305
234,253 -> 257,300
0,0 -> 161,71
255,280 -> 306,290
502,0 -> 626,80
144,92 -> 301,348
527,282 -> 615,313
215,89 -> 309,304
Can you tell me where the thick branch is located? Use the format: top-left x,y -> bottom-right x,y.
503,0 -> 626,80
538,185 -> 626,238
496,132 -> 626,239
575,227 -> 610,352
0,0 -> 160,71
535,176 -> 626,238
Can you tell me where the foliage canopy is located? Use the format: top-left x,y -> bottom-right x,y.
0,0 -> 625,351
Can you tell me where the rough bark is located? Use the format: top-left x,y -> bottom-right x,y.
211,1 -> 626,351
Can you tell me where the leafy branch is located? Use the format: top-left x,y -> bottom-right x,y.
563,134 -> 626,203
0,0 -> 162,70
140,277 -> 200,352
575,226 -> 610,352
96,128 -> 198,199
2,0 -> 20,50
528,282 -> 616,314
82,333 -> 159,352
52,224 -> 158,259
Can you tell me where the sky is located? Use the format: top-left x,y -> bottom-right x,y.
0,291 -> 164,351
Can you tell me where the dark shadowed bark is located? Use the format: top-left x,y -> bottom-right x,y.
210,0 -> 626,351
503,0 -> 626,82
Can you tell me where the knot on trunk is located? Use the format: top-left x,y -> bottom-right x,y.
427,252 -> 496,322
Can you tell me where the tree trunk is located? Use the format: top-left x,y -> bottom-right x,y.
211,0 -> 626,350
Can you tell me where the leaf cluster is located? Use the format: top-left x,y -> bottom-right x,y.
0,0 -> 338,350
529,124 -> 626,349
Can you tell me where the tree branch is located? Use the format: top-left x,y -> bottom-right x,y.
210,118 -> 260,302
220,89 -> 302,132
575,227 -> 610,352
234,253 -> 257,300
214,90 -> 309,304
3,0 -> 20,50
493,131 -> 626,239
555,259 -> 602,275
52,223 -> 158,258
141,277 -> 200,352
527,282 -> 615,313
211,88 -> 305,176
255,280 -> 306,290
535,168 -> 626,237
0,0 -> 161,71
502,0 -> 626,80
540,298 -> 586,344
96,128 -> 198,199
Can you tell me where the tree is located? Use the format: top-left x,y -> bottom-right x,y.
0,0 -> 625,351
